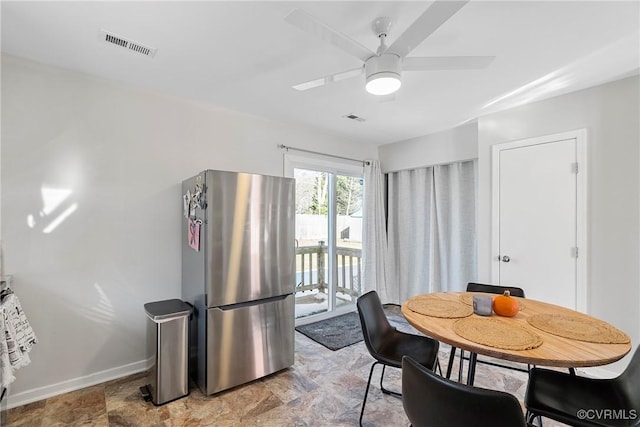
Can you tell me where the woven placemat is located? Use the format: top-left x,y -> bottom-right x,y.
406,295 -> 473,318
459,293 -> 526,310
527,314 -> 630,344
453,317 -> 543,350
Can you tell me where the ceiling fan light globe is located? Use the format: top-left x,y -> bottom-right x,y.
366,72 -> 401,95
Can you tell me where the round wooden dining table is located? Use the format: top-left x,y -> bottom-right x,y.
401,292 -> 631,384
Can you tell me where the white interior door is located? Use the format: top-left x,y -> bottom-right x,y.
492,131 -> 587,310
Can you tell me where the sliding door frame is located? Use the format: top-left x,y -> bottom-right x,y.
284,154 -> 364,324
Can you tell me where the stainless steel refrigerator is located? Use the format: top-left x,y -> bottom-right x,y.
181,169 -> 295,395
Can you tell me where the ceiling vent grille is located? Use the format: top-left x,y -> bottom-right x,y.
343,114 -> 366,122
100,30 -> 157,58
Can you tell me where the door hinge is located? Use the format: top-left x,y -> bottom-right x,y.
571,162 -> 579,174
571,247 -> 579,258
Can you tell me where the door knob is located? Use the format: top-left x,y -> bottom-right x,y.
501,255 -> 510,263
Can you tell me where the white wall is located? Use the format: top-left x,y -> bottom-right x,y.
378,122 -> 477,173
0,55 -> 376,406
477,75 -> 640,375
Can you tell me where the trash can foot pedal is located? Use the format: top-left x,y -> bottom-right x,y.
140,385 -> 152,402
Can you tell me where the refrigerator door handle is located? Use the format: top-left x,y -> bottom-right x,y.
217,294 -> 290,311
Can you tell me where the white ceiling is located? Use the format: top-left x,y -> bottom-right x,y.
2,1 -> 639,146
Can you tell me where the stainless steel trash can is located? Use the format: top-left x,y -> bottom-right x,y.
142,299 -> 192,405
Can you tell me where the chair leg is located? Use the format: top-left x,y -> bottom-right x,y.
525,410 -> 535,424
458,349 -> 465,383
466,352 -> 478,386
379,364 -> 402,397
525,410 -> 544,427
446,347 -> 457,379
360,362 -> 379,427
360,362 -> 402,426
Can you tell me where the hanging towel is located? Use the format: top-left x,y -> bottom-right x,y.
2,294 -> 37,379
0,306 -> 14,388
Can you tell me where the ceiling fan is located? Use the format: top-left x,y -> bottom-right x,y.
285,0 -> 494,96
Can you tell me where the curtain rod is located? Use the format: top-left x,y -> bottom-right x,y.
278,144 -> 370,166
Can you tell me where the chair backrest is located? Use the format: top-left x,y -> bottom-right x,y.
356,291 -> 394,356
467,282 -> 526,298
617,346 -> 640,412
402,356 -> 527,427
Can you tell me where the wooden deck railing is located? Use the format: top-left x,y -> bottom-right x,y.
295,242 -> 362,298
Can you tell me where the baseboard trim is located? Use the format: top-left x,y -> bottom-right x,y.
5,359 -> 151,409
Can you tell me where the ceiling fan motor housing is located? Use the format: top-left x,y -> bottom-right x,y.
365,53 -> 401,81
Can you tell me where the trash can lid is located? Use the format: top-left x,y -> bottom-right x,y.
144,299 -> 192,322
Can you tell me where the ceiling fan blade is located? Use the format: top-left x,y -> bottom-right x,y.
285,9 -> 375,63
387,0 -> 469,58
292,67 -> 364,91
403,56 -> 495,71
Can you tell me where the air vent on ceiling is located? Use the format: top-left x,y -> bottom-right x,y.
343,114 -> 366,122
100,30 -> 157,58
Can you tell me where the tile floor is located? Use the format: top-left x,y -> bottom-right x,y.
2,310 -> 567,426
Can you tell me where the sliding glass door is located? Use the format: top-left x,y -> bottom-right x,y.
293,168 -> 330,317
286,158 -> 363,320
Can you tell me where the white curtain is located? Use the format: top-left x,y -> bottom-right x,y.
362,160 -> 392,303
387,161 -> 477,303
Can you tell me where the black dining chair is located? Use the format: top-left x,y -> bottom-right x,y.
525,346 -> 640,427
356,290 -> 440,427
446,282 -> 528,381
402,355 -> 529,427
